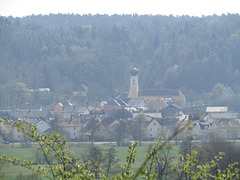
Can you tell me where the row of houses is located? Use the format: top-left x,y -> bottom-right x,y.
2,68 -> 240,143
0,101 -> 181,142
1,101 -> 240,143
0,101 -> 90,142
191,106 -> 240,139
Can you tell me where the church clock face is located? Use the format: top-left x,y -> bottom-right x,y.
132,79 -> 136,86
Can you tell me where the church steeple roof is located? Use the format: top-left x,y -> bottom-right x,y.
130,67 -> 138,76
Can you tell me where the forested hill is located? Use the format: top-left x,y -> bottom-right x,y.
0,14 -> 240,107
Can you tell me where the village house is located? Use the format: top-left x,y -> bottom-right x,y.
145,118 -> 169,140
211,119 -> 240,139
50,102 -> 74,116
206,106 -> 228,113
161,104 -> 183,118
132,112 -> 162,119
34,119 -> 51,133
5,104 -> 50,121
0,120 -> 24,142
95,101 -> 107,112
202,106 -> 238,123
203,112 -> 238,123
61,105 -> 89,119
50,102 -> 64,116
103,98 -> 128,112
127,97 -> 146,108
59,121 -> 80,140
191,120 -> 211,139
50,101 -> 89,119
145,118 -> 162,139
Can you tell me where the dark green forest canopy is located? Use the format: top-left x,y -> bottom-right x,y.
0,14 -> 240,106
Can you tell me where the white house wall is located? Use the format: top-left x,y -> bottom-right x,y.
146,119 -> 162,139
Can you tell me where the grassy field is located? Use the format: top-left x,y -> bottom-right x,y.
1,166 -> 46,180
0,143 -> 180,179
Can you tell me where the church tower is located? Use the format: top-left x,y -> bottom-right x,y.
129,67 -> 139,98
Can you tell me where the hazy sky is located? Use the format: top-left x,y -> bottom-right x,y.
0,0 -> 239,17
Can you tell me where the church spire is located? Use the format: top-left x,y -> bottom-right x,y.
129,67 -> 139,98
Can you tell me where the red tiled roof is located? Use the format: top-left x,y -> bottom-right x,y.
138,88 -> 179,97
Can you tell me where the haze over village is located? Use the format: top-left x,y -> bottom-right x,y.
1,1 -> 240,179
1,66 -> 240,143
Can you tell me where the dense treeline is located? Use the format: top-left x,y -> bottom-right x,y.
0,14 -> 240,107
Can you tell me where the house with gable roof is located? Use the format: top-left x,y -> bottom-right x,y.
61,105 -> 89,119
58,115 -> 86,141
204,106 -> 238,123
5,104 -> 51,123
59,121 -> 79,140
211,119 -> 240,139
161,104 -> 183,118
50,101 -> 89,119
128,97 -> 146,108
34,119 -> 51,133
206,106 -> 228,113
145,118 -> 169,140
103,98 -> 128,112
50,103 -> 64,116
95,101 -> 107,112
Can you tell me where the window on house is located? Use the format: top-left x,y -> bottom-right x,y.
150,134 -> 152,137
154,123 -> 156,125
73,127 -> 75,130
150,128 -> 152,131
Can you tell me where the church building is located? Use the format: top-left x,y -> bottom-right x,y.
128,67 -> 185,109
98,67 -> 185,112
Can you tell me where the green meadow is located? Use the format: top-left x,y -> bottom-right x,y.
0,143 -> 180,179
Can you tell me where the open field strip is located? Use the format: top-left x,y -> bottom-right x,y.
0,142 -> 180,179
